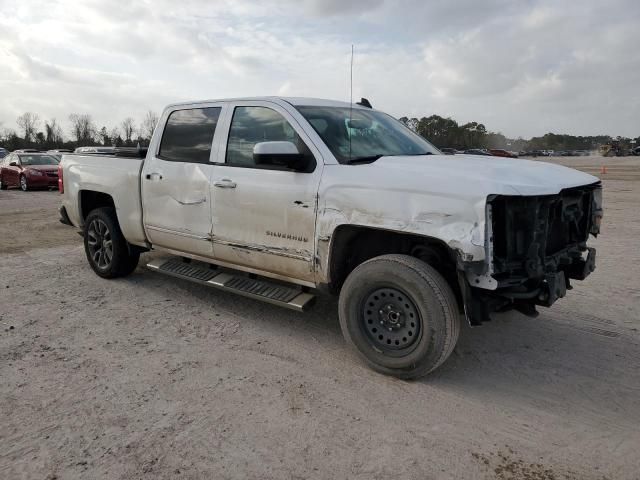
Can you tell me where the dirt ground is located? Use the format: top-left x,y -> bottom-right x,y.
1,156 -> 639,479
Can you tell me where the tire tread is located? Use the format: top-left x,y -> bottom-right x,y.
339,254 -> 460,379
83,207 -> 139,279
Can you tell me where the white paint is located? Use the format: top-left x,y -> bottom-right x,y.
61,96 -> 600,291
253,141 -> 300,155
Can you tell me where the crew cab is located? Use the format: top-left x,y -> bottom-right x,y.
58,97 -> 603,378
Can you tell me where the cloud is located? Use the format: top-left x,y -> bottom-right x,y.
0,0 -> 638,139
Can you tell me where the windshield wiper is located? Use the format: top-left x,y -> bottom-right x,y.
344,152 -> 434,165
344,154 -> 384,165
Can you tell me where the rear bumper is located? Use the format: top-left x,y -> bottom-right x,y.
27,175 -> 58,188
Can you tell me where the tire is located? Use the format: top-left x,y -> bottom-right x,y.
20,175 -> 28,191
338,254 -> 460,379
83,207 -> 140,279
0,176 -> 7,190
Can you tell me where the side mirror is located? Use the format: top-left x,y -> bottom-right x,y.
253,141 -> 309,171
9,161 -> 18,167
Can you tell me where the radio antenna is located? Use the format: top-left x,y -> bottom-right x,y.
349,44 -> 354,161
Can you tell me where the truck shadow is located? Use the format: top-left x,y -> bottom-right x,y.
127,267 -> 640,428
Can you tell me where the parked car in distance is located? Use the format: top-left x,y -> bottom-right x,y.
631,146 -> 640,156
12,149 -> 40,153
47,149 -> 73,163
74,146 -> 116,154
58,96 -> 602,379
439,148 -> 457,155
0,152 -> 59,191
464,148 -> 493,156
488,149 -> 518,158
0,147 -> 8,159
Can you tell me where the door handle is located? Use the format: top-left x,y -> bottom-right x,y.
175,197 -> 207,205
213,179 -> 237,188
145,173 -> 163,180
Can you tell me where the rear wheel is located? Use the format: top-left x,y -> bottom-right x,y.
338,254 -> 460,379
0,175 -> 7,190
20,175 -> 28,191
83,207 -> 140,278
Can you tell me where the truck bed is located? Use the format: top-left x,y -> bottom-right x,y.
60,153 -> 147,246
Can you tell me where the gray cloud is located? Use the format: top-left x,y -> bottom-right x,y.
0,0 -> 638,139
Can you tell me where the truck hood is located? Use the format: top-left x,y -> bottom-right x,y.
372,154 -> 599,196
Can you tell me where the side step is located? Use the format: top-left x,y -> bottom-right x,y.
146,257 -> 315,312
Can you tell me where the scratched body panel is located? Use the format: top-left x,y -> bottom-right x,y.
210,164 -> 322,283
315,155 -> 599,287
141,161 -> 214,257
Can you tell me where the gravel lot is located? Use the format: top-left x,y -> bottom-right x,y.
1,156 -> 639,479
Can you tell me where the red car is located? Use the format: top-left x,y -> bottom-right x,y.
0,152 -> 59,191
488,149 -> 518,158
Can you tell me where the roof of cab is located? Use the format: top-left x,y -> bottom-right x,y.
165,96 -> 373,110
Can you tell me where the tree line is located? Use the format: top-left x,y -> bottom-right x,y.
399,115 -> 639,152
0,111 -> 159,151
2,110 -> 637,153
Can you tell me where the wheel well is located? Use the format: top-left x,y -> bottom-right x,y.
80,191 -> 115,222
327,225 -> 461,303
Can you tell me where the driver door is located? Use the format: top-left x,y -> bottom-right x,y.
210,101 -> 324,284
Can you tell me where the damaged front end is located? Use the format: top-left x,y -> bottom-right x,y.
460,182 -> 603,325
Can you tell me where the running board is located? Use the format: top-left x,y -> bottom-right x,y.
146,257 -> 315,312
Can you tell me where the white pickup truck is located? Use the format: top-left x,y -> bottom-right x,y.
59,96 -> 602,378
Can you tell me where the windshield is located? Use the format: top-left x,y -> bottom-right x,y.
296,106 -> 440,163
18,155 -> 58,166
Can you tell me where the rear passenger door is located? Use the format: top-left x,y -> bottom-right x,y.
141,103 -> 226,257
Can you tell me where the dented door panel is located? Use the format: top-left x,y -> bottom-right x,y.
210,100 -> 324,283
141,102 -> 227,257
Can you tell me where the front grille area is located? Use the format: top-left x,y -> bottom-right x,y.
490,183 -> 599,282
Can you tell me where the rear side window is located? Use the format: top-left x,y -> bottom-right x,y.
158,107 -> 221,163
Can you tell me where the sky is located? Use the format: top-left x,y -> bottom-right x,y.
1,0 -> 639,140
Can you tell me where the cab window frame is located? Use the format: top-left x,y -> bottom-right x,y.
222,105 -> 316,173
157,106 -> 222,164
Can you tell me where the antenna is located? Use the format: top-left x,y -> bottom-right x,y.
349,44 -> 354,161
350,44 -> 354,108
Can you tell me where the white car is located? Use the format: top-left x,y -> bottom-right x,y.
58,96 -> 603,378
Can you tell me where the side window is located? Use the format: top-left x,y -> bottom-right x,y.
158,107 -> 221,163
226,106 -> 310,168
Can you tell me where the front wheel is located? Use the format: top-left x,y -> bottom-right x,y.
20,175 -> 28,191
338,254 -> 460,379
83,207 -> 140,278
0,176 -> 7,190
